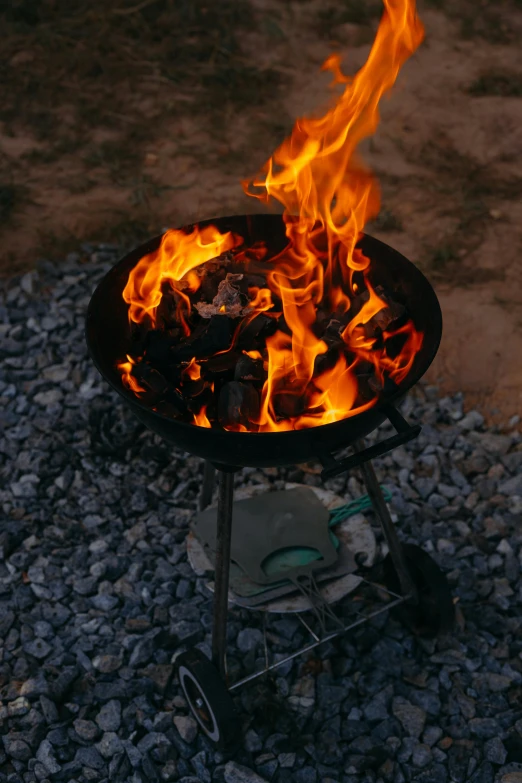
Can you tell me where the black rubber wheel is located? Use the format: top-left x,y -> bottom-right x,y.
383,543 -> 455,637
176,648 -> 241,752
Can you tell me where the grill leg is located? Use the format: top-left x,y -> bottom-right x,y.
356,441 -> 418,604
199,461 -> 216,511
211,470 -> 235,679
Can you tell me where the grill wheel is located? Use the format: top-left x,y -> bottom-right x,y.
176,648 -> 241,752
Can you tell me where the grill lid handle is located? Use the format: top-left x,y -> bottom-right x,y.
318,404 -> 421,481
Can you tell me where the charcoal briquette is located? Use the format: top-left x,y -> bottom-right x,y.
234,355 -> 265,382
362,302 -> 407,339
205,350 -> 243,374
173,315 -> 233,361
237,314 -> 279,349
218,382 -> 260,428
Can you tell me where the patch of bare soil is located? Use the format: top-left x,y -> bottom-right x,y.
1,0 -> 522,419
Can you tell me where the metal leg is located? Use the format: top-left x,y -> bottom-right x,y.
355,441 -> 418,604
199,461 -> 216,511
211,470 -> 235,679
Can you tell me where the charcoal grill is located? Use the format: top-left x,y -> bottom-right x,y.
86,214 -> 454,751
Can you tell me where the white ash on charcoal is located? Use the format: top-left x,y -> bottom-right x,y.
1,251 -> 522,783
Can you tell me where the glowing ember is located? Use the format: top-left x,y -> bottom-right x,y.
118,0 -> 425,432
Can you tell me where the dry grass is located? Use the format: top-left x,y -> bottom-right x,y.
316,0 -> 383,37
467,69 -> 522,97
425,0 -> 522,43
410,133 -> 522,279
1,0 -> 285,160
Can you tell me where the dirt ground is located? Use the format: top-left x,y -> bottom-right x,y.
1,0 -> 522,421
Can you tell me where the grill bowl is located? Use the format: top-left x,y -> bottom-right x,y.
86,214 -> 442,468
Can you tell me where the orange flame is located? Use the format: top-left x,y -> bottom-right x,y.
193,406 -> 211,428
239,0 -> 424,431
184,358 -> 202,381
247,287 -> 273,312
123,225 -> 240,326
117,355 -> 146,395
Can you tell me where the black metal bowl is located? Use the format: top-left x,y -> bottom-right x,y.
86,214 -> 442,469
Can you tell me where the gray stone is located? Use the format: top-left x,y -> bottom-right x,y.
458,411 -> 484,430
278,752 -> 296,768
174,716 -> 198,744
23,638 -> 52,659
244,729 -> 262,753
136,732 -> 170,753
129,634 -> 157,667
484,737 -> 507,765
363,686 -> 393,722
7,697 -> 30,717
224,761 -> 269,783
499,475 -> 522,496
92,654 -> 121,673
392,700 -> 427,738
413,478 -> 436,500
469,718 -> 500,739
191,750 -> 211,783
96,700 -> 122,732
3,736 -> 32,761
91,593 -> 119,611
97,732 -> 124,759
423,726 -> 443,746
36,739 -> 61,773
412,743 -> 432,768
295,768 -> 318,783
74,745 -> 106,770
73,718 -> 99,741
469,432 -> 512,455
237,627 -> 264,653
34,389 -> 63,406
33,620 -> 54,639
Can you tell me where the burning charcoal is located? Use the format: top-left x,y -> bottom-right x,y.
345,289 -> 370,322
129,363 -> 186,410
314,346 -> 341,377
144,329 -> 176,365
173,315 -> 232,362
206,350 -> 243,374
155,290 -> 178,328
362,301 -> 406,339
132,364 -> 169,397
237,314 -> 279,349
322,318 -> 345,348
181,377 -> 208,399
218,382 -> 260,429
357,375 -> 376,402
234,354 -> 265,382
368,375 -> 383,393
243,274 -> 269,289
355,360 -> 375,376
154,400 -> 184,419
204,250 -> 234,273
196,274 -> 245,319
274,392 -> 306,419
200,268 -> 227,302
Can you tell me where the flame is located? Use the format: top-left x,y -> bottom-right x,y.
123,225 -> 240,326
117,355 -> 146,395
193,405 -> 211,428
247,287 -> 273,312
184,358 -> 202,381
239,0 -> 424,431
118,0 -> 426,432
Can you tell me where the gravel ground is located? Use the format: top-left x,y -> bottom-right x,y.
1,247 -> 522,783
